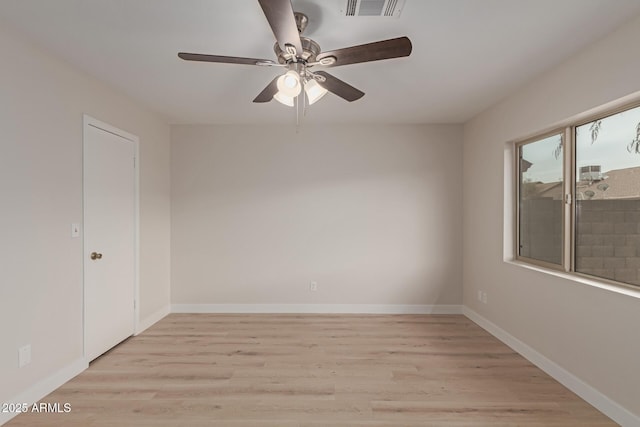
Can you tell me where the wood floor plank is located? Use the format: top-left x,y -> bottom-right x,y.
5,314 -> 616,426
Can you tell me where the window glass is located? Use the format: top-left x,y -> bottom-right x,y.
575,105 -> 640,286
518,134 -> 564,265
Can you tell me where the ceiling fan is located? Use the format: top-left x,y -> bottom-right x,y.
178,0 -> 412,109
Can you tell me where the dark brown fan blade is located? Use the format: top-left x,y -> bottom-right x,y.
314,71 -> 364,102
257,0 -> 303,55
253,76 -> 280,103
316,36 -> 412,67
178,52 -> 275,66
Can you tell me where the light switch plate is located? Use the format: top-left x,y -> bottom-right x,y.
71,223 -> 80,238
19,345 -> 31,367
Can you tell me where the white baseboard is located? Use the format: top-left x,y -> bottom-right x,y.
463,307 -> 639,427
135,304 -> 170,335
171,303 -> 463,315
0,357 -> 87,426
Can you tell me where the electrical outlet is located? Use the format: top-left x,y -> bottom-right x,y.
309,281 -> 318,291
19,345 -> 31,367
482,292 -> 488,304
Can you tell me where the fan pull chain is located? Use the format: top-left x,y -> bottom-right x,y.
295,93 -> 300,132
303,80 -> 308,117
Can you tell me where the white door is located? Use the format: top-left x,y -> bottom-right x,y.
83,117 -> 137,362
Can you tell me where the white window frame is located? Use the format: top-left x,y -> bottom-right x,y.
515,130 -> 567,271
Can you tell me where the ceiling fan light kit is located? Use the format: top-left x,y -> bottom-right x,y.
276,70 -> 302,98
273,91 -> 295,107
304,79 -> 328,105
178,0 -> 412,118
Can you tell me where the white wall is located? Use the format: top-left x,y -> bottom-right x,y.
0,23 -> 171,409
463,14 -> 640,420
171,124 -> 462,310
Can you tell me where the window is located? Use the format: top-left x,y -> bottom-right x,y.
574,105 -> 640,286
516,102 -> 640,288
517,133 -> 564,266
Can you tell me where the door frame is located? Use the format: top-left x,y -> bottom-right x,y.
82,114 -> 140,359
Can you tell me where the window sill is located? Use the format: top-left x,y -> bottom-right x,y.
505,259 -> 640,300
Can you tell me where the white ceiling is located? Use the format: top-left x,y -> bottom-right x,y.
1,0 -> 640,125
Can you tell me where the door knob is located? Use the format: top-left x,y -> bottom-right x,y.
90,252 -> 103,260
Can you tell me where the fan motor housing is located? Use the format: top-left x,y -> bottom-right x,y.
274,37 -> 321,64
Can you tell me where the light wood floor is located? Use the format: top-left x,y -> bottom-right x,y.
7,314 -> 616,426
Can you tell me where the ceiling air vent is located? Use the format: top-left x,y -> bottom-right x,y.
342,0 -> 406,18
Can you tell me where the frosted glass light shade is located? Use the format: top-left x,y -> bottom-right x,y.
304,79 -> 328,105
276,71 -> 301,97
273,92 -> 295,107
